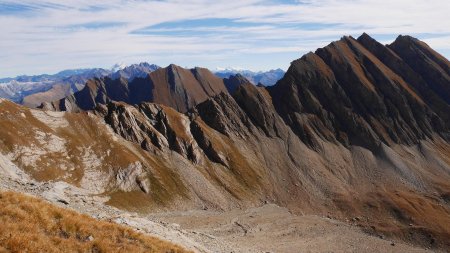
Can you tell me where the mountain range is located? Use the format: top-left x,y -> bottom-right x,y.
41,64 -> 227,113
0,68 -> 107,83
0,68 -> 110,104
109,62 -> 160,82
214,68 -> 285,86
0,65 -> 284,108
0,63 -> 160,107
1,34 -> 449,252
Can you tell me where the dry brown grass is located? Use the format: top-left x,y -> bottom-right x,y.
0,191 -> 192,253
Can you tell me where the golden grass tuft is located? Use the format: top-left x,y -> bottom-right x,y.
0,191 -> 192,253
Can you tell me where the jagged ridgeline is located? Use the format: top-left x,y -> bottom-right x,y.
41,65 -> 227,113
3,34 -> 450,250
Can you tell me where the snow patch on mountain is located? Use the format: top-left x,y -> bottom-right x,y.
111,63 -> 127,72
109,62 -> 160,82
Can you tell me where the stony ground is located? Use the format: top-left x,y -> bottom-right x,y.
147,206 -> 434,253
0,171 -> 434,253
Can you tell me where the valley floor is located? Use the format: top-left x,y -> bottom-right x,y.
147,206 -> 431,253
0,173 -> 433,253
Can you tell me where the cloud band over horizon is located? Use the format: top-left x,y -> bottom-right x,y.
0,0 -> 449,77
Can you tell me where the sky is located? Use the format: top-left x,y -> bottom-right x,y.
0,0 -> 449,77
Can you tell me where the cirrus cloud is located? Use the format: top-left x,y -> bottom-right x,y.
0,0 -> 449,77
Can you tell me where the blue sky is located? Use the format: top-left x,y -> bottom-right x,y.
0,0 -> 449,77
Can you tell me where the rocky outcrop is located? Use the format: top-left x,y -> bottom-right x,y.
98,101 -> 203,164
189,120 -> 228,166
43,65 -> 228,113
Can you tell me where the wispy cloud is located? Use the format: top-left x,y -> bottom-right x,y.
0,0 -> 449,77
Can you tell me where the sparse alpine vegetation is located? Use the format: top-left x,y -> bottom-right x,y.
0,191 -> 191,253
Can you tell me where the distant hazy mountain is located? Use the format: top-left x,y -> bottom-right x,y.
0,63 -> 160,107
109,62 -> 160,82
111,63 -> 128,73
0,68 -> 110,105
0,80 -> 54,102
214,68 -> 285,86
0,68 -> 107,83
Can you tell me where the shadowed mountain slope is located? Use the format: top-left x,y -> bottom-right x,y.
269,34 -> 450,151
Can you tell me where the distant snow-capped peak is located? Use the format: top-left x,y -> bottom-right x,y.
214,67 -> 286,86
111,63 -> 127,72
214,67 -> 248,72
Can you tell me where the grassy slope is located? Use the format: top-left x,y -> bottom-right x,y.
0,191 -> 191,253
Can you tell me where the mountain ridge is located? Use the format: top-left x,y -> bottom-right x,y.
42,64 -> 228,113
269,34 -> 449,151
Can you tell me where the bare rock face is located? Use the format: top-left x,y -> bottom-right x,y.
388,35 -> 450,104
195,92 -> 254,138
233,83 -> 289,139
43,65 -> 227,113
223,74 -> 251,93
99,101 -> 203,164
189,120 -> 228,166
140,65 -> 228,113
116,162 -> 151,194
357,33 -> 450,131
269,35 -> 450,151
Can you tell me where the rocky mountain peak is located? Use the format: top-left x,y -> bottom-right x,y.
109,62 -> 159,82
223,74 -> 252,93
393,34 -> 419,44
270,33 -> 450,151
356,32 -> 379,46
